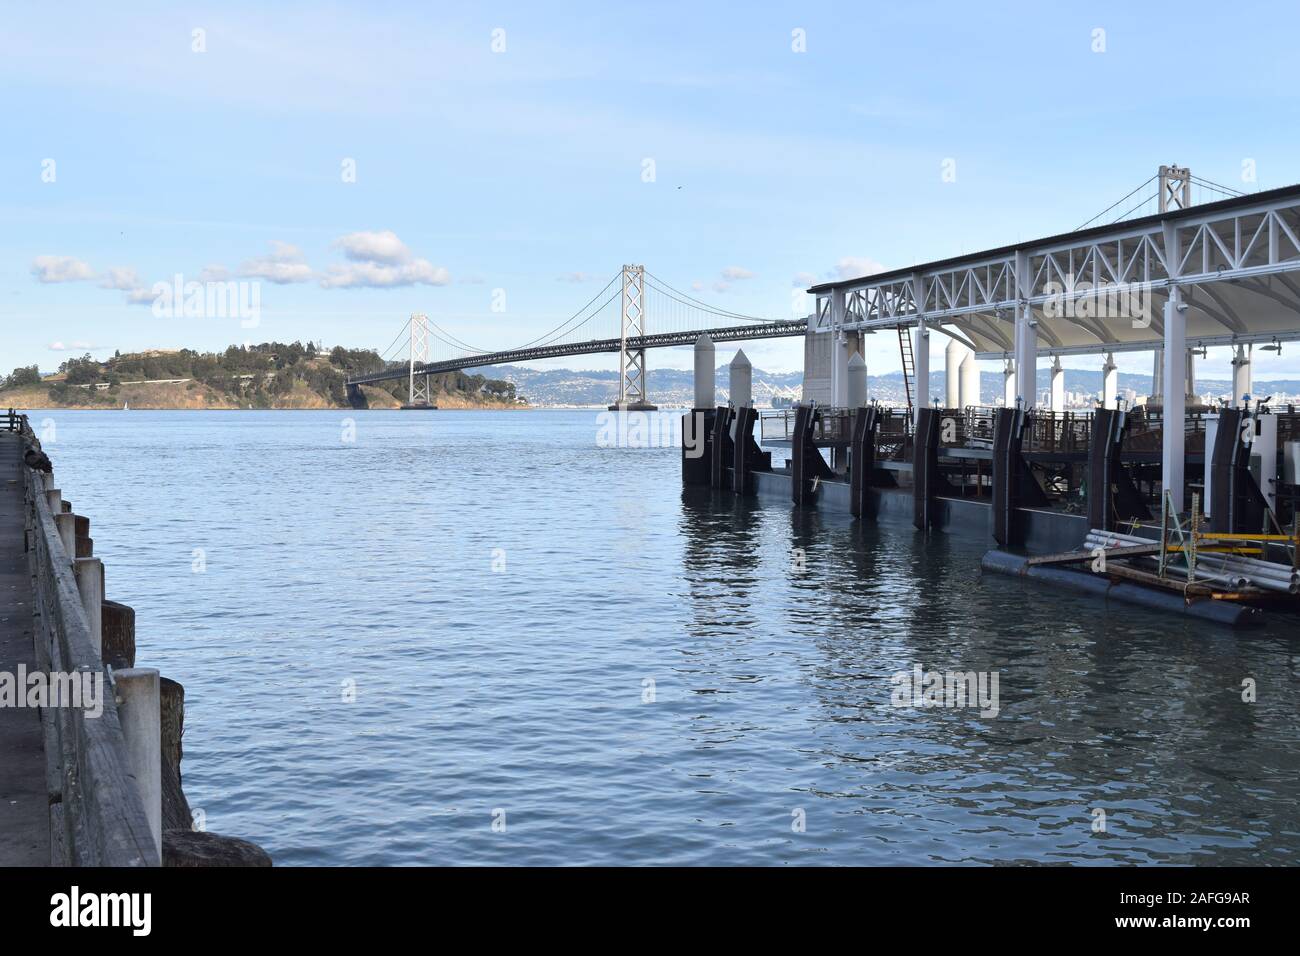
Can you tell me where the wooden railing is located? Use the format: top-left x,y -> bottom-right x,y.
17,414 -> 159,866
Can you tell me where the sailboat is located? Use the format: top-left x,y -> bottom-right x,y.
122,400 -> 129,410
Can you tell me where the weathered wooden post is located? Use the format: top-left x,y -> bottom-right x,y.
101,600 -> 136,669
73,557 -> 104,655
115,667 -> 162,858
160,677 -> 193,833
75,514 -> 93,557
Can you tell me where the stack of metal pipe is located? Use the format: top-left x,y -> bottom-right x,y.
1085,529 -> 1300,594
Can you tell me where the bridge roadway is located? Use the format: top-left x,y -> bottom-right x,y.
345,319 -> 808,387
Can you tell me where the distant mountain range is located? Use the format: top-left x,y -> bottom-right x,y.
475,363 -> 1300,407
473,364 -> 801,407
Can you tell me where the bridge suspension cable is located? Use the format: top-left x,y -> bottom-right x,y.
373,264 -> 796,382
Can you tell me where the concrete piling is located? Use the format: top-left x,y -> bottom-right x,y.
847,352 -> 867,408
114,668 -> 162,857
693,334 -> 716,409
54,512 -> 76,558
945,338 -> 961,408
729,349 -> 753,408
959,351 -> 979,409
1232,344 -> 1252,406
1102,352 -> 1118,409
73,557 -> 103,655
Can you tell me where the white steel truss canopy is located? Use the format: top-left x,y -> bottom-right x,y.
808,184 -> 1300,359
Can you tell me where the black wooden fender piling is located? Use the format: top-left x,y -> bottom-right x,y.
849,406 -> 878,518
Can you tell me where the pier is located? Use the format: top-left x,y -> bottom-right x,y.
0,411 -> 269,867
682,172 -> 1300,627
0,427 -> 47,865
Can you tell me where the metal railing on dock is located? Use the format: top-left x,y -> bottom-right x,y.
761,405 -> 914,457
15,412 -> 160,866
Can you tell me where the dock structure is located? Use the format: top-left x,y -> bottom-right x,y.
686,172 -> 1300,626
0,426 -> 49,865
0,410 -> 270,867
2,411 -> 161,865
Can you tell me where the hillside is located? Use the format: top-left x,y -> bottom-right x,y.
1,343 -> 526,410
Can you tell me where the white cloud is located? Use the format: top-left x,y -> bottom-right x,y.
320,260 -> 450,289
792,271 -> 818,287
334,230 -> 412,265
125,286 -> 158,305
199,264 -> 231,282
48,341 -> 65,350
238,241 -> 313,284
690,280 -> 705,292
557,271 -> 595,283
833,256 -> 886,281
31,255 -> 94,283
320,230 -> 449,288
712,280 -> 731,294
721,266 -> 754,281
98,266 -> 140,291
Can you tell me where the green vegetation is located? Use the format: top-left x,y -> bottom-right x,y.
1,342 -> 522,409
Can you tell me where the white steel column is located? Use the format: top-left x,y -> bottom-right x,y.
1162,292 -> 1187,511
945,338 -> 961,408
1185,348 -> 1198,400
833,332 -> 850,407
1049,356 -> 1065,412
1003,359 -> 1016,407
1102,352 -> 1118,409
1151,349 -> 1163,404
829,287 -> 846,407
911,274 -> 929,425
1014,250 -> 1036,408
1232,344 -> 1252,406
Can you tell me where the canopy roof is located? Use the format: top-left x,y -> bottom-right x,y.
808,184 -> 1300,358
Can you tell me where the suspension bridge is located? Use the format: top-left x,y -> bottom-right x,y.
344,266 -> 808,410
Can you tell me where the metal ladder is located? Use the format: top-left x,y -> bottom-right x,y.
897,325 -> 915,420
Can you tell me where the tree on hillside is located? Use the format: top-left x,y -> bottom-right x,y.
3,365 -> 42,389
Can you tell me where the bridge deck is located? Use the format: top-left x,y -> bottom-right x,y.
345,319 -> 808,387
0,431 -> 49,865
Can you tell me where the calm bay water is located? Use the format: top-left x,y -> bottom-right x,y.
35,409 -> 1300,865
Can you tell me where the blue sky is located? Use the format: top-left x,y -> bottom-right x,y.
4,1 -> 1299,380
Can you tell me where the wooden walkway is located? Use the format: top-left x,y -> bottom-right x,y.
0,431 -> 48,865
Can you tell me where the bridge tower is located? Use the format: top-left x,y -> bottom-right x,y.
1158,165 -> 1191,213
403,313 -> 437,409
609,264 -> 658,412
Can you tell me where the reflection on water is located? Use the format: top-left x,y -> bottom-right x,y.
38,409 -> 1300,865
